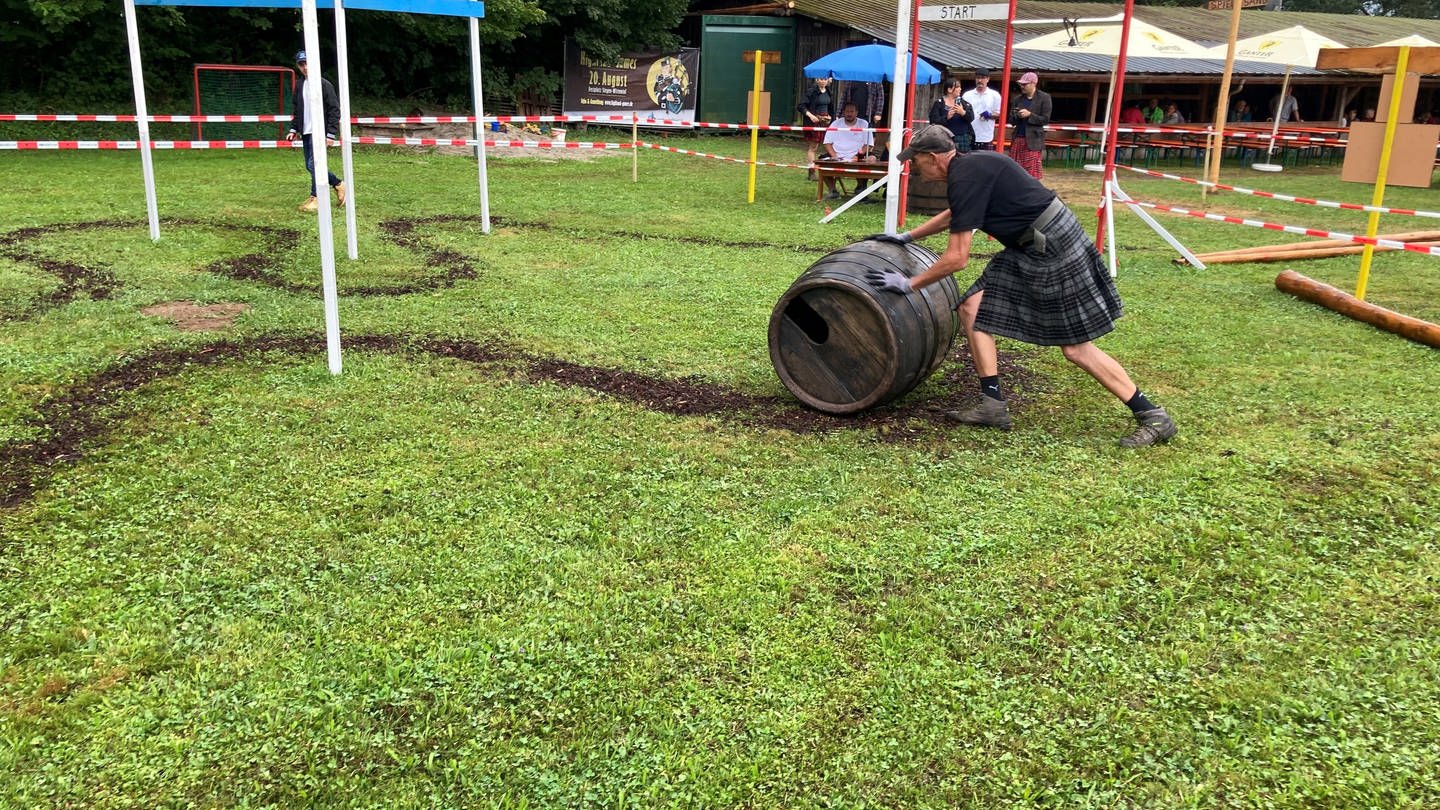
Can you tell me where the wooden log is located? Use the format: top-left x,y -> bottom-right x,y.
1183,230 -> 1440,264
1202,241 -> 1440,264
1276,270 -> 1440,349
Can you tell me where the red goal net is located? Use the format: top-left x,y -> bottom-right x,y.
192,64 -> 295,139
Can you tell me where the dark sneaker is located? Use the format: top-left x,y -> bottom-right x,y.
945,397 -> 1012,431
823,191 -> 840,200
1120,407 -> 1177,448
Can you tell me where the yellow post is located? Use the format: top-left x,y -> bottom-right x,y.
632,113 -> 638,183
1356,45 -> 1411,301
747,49 -> 764,203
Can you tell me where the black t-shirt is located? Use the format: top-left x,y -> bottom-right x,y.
946,151 -> 1056,246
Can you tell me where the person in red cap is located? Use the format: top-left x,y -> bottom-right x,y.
860,124 -> 1178,448
1009,71 -> 1051,180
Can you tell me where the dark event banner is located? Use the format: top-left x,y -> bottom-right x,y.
563,41 -> 699,128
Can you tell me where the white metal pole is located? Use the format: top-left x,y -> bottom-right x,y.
470,18 -> 491,234
335,0 -> 358,259
1111,180 -> 1205,269
883,0 -> 916,233
302,0 -> 343,375
122,0 -> 160,241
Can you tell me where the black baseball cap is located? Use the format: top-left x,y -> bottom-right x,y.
896,124 -> 957,162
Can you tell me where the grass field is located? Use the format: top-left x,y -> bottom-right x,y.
2,134 -> 1438,808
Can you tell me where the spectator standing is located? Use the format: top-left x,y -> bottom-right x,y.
1270,90 -> 1302,123
1230,100 -> 1253,123
962,69 -> 1003,150
798,76 -> 836,180
843,81 -> 886,128
1009,71 -> 1051,181
929,77 -> 975,152
286,50 -> 345,213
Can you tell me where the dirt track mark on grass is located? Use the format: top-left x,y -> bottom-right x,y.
0,218 -> 479,319
1,216 -> 860,322
0,332 -> 1044,510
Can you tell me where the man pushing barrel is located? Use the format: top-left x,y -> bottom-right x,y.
864,124 -> 1177,448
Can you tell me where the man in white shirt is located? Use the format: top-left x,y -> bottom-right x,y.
962,69 -> 1003,150
819,101 -> 875,199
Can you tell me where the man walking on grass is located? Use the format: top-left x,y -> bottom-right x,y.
864,125 -> 1177,448
286,50 -> 345,213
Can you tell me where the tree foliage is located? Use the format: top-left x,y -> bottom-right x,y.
0,0 -> 687,110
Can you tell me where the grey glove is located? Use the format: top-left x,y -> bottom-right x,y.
865,269 -> 912,295
864,232 -> 914,245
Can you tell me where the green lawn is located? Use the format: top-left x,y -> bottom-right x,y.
2,136 -> 1438,808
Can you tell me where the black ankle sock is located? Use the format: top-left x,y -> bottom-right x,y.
980,375 -> 1003,401
1125,388 -> 1157,414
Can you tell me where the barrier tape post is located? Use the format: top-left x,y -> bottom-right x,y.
1358,45 -> 1411,301
746,50 -> 763,204
632,113 -> 639,183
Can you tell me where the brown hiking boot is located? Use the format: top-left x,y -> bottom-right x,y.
945,397 -> 1012,431
298,196 -> 319,212
335,182 -> 346,204
1120,407 -> 1177,448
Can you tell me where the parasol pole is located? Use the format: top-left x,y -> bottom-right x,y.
1254,65 -> 1292,171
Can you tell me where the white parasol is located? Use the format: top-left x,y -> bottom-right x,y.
1205,25 -> 1344,171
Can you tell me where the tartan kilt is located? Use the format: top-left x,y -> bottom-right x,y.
962,206 -> 1124,346
1010,138 -> 1043,179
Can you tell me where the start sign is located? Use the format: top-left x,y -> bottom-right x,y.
917,3 -> 1010,21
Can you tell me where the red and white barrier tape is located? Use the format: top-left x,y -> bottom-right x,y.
1048,123 -> 1347,145
1117,164 -> 1440,219
0,114 -> 291,123
0,137 -> 632,151
0,139 -> 302,150
353,114 -> 876,133
10,113 -> 1358,141
636,141 -> 888,174
1123,198 -> 1440,257
354,136 -> 629,149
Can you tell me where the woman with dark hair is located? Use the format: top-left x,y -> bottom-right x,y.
929,77 -> 976,153
798,76 -> 836,180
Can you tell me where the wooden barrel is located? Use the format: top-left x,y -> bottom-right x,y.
768,240 -> 960,414
906,176 -> 949,216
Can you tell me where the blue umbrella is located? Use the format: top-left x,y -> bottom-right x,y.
803,44 -> 942,84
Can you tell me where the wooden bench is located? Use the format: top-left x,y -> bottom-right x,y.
815,158 -> 886,200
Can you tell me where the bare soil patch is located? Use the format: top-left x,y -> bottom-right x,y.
140,301 -> 251,332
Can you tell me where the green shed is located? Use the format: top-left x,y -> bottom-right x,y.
700,15 -> 797,126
